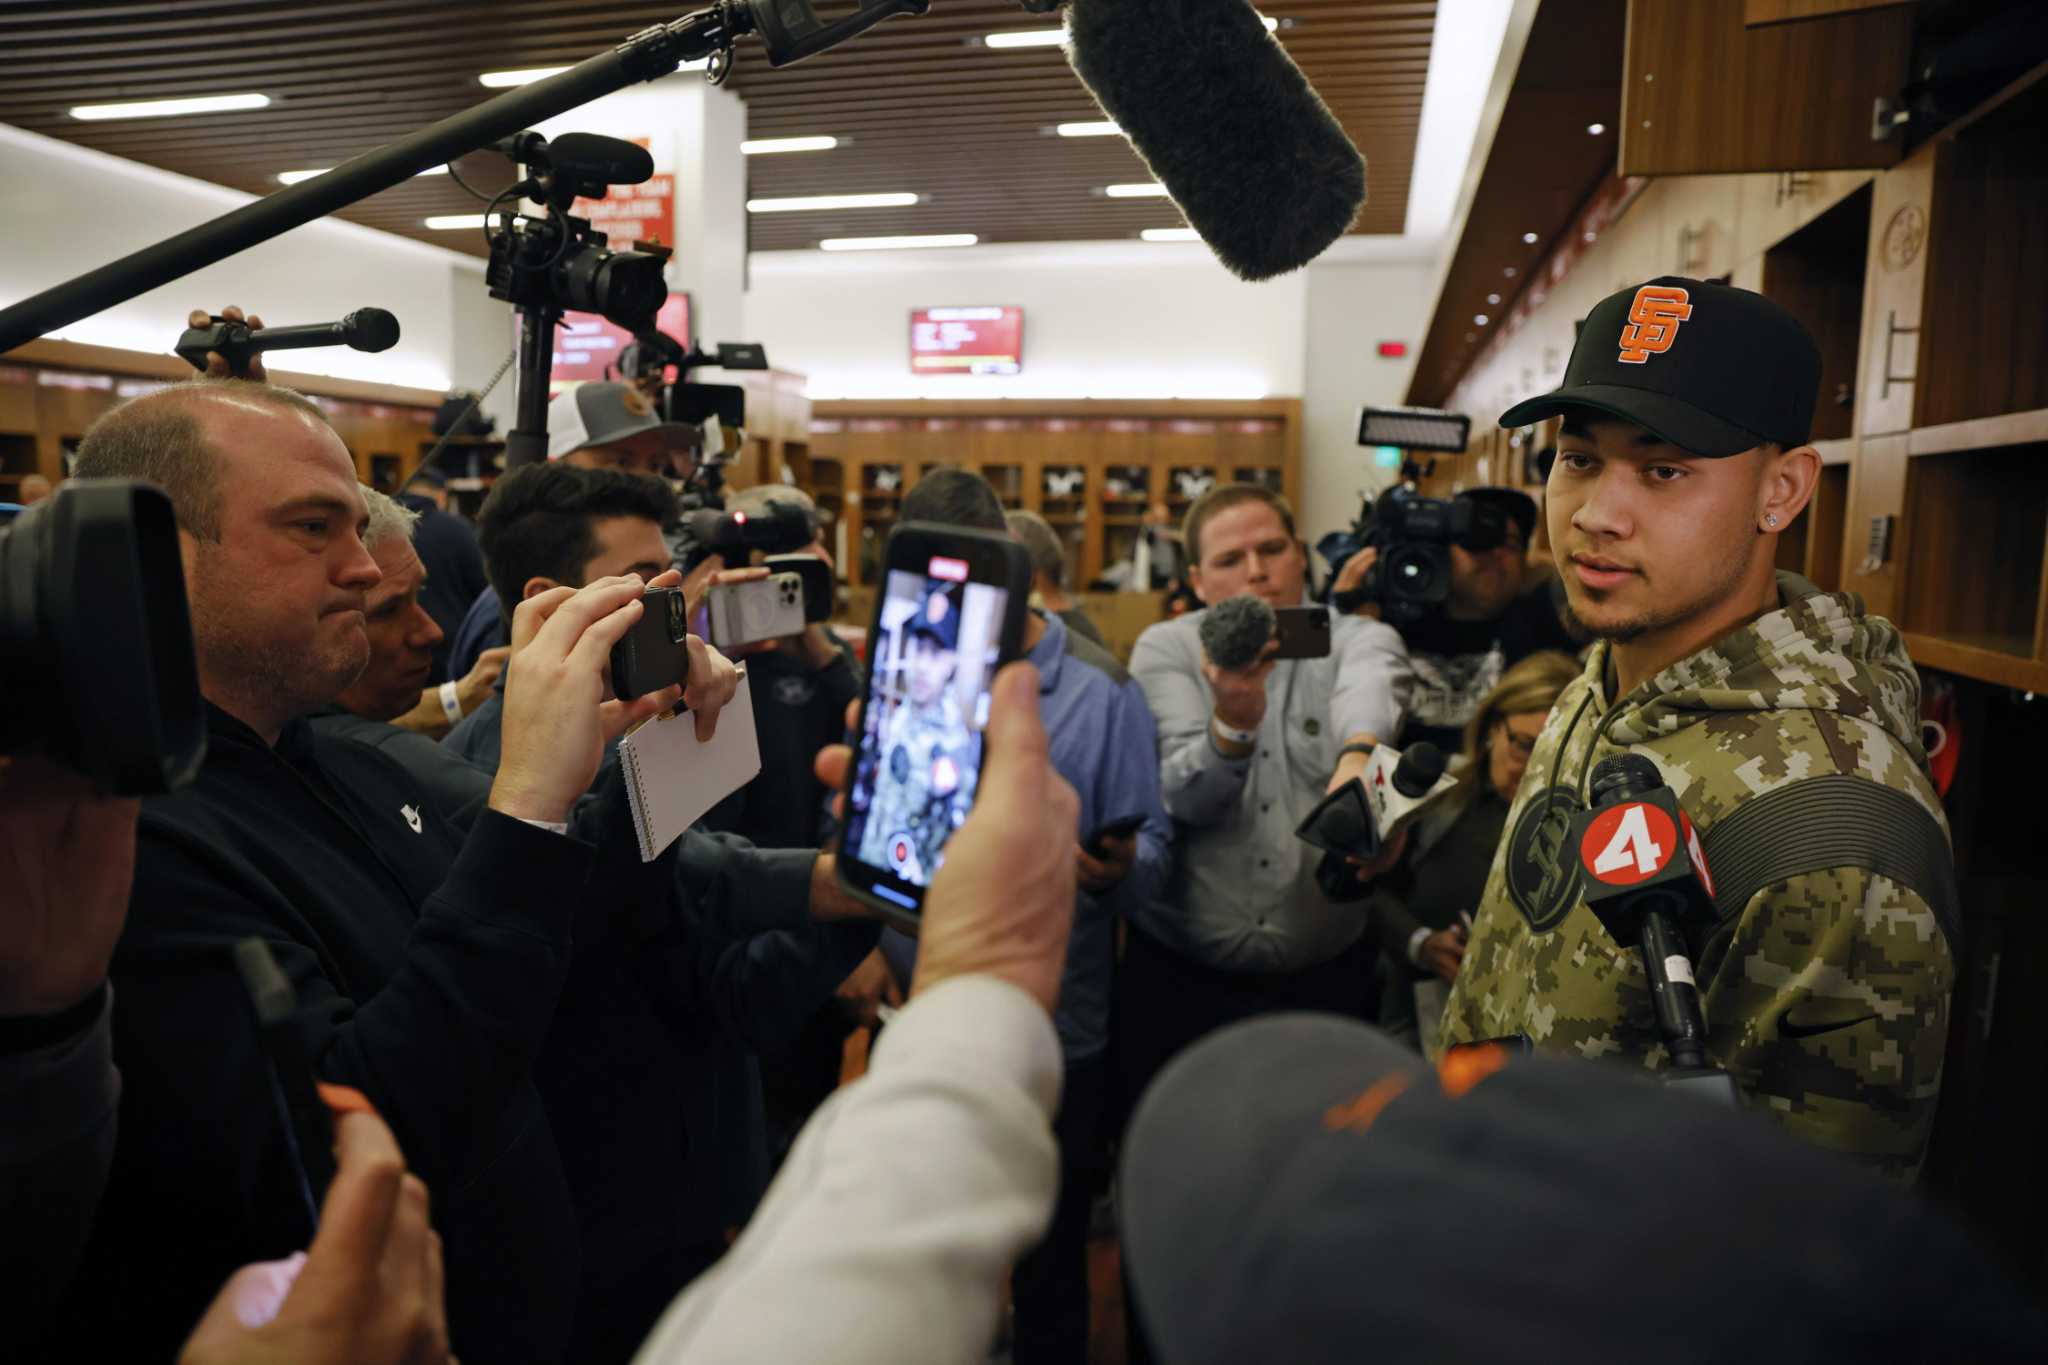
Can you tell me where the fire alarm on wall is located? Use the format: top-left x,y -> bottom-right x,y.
1376,341 -> 1408,358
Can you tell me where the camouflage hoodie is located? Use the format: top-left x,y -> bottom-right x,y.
1437,574 -> 1954,1178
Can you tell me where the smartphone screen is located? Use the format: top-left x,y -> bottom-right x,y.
838,525 -> 1028,923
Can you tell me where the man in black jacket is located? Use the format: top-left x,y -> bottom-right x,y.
321,480 -> 879,1361
65,378 -> 725,1362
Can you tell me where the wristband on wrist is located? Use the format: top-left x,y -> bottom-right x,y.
1338,741 -> 1377,761
1211,717 -> 1258,749
1406,925 -> 1432,967
439,681 -> 464,727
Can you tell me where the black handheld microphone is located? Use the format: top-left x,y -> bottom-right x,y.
1063,0 -> 1368,280
1570,754 -> 1722,1073
1198,594 -> 1277,671
176,307 -> 401,374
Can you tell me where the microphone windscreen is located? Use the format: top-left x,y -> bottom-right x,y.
1589,752 -> 1661,807
340,308 -> 401,353
1064,0 -> 1367,281
1199,594 -> 1276,672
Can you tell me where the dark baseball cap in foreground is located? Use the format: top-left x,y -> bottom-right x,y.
1120,1015 -> 2048,1365
1498,276 -> 1821,457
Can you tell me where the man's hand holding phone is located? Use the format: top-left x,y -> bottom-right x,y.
1076,834 -> 1136,896
815,663 -> 1079,1014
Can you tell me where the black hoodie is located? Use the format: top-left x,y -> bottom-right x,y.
70,703 -> 588,1363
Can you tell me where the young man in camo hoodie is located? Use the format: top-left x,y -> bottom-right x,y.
1437,278 -> 1954,1180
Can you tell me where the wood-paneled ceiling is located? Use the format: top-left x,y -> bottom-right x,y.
0,0 -> 1436,258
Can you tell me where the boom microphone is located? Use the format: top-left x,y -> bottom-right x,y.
176,308 -> 401,374
1198,593 -> 1277,671
1064,0 -> 1368,281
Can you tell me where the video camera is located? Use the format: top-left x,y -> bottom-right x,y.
669,500 -> 815,572
0,481 -> 205,794
1334,488 -> 1514,625
618,326 -> 769,510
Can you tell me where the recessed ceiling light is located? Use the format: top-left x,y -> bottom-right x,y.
480,60 -> 705,88
424,214 -> 489,230
1587,123 -> 1607,135
70,92 -> 271,121
1056,121 -> 1123,138
1105,183 -> 1169,198
819,233 -> 978,252
279,165 -> 449,186
1474,314 -> 1490,326
1141,228 -> 1201,243
1486,293 -> 1502,305
1520,231 -> 1539,244
747,192 -> 920,213
1504,267 -> 1518,278
742,136 -> 842,156
984,28 -> 1067,49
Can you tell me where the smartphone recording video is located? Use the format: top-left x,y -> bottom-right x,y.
838,523 -> 1029,928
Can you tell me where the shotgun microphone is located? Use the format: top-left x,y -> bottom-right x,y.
1063,0 -> 1368,281
176,308 -> 401,374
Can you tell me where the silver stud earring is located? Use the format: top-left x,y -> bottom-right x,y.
1764,513 -> 1779,528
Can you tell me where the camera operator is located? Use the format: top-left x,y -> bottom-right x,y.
1007,508 -> 1108,650
444,378 -> 705,681
61,378 -> 699,1361
1333,485 -> 1580,752
1123,485 -> 1411,1112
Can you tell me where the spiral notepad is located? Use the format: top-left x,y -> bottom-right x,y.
618,669 -> 760,861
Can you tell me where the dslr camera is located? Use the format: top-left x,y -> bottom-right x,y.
1,480 -> 206,793
1353,488 -> 1511,624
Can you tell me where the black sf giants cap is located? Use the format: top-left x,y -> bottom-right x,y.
1498,276 -> 1821,457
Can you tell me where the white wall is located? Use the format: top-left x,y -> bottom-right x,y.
745,240 -> 1311,402
0,121 -> 482,392
744,240 -> 1432,547
1299,261 -> 1434,545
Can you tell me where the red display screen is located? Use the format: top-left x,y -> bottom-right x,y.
910,306 -> 1024,376
551,293 -> 691,388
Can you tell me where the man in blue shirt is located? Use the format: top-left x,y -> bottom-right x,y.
896,469 -> 1172,1365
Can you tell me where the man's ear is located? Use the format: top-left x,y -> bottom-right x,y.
521,576 -> 562,602
1759,444 -> 1822,531
1188,564 -> 1212,606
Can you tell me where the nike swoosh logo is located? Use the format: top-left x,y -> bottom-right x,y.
1778,1011 -> 1877,1040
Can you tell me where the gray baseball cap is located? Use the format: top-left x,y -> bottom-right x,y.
546,380 -> 697,461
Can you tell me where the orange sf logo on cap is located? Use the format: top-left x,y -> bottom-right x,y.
1617,285 -> 1693,364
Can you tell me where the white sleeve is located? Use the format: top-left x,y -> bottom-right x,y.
631,975 -> 1064,1365
1331,616 -> 1412,744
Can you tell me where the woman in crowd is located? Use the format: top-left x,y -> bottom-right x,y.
1371,650 -> 1582,1053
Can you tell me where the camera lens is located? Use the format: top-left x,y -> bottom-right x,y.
665,588 -> 687,643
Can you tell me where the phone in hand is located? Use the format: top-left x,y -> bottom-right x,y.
706,571 -> 807,649
1270,605 -> 1332,660
1084,812 -> 1147,858
835,523 -> 1032,930
610,586 -> 693,700
765,553 -> 835,623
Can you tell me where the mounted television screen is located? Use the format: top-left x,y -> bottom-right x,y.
911,306 -> 1023,376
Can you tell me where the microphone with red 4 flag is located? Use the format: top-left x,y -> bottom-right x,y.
1570,753 -> 1735,1100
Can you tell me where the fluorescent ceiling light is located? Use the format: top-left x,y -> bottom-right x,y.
985,28 -> 1068,49
1105,183 -> 1169,199
1056,121 -> 1123,138
424,214 -> 489,230
480,60 -> 706,88
70,92 -> 271,121
819,233 -> 978,252
279,165 -> 449,186
992,12 -> 1271,44
1141,228 -> 1200,243
748,192 -> 919,213
742,136 -> 841,155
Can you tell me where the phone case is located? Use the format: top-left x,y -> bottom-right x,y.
707,572 -> 806,649
834,522 -> 1033,930
1271,606 -> 1333,660
610,587 -> 692,699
